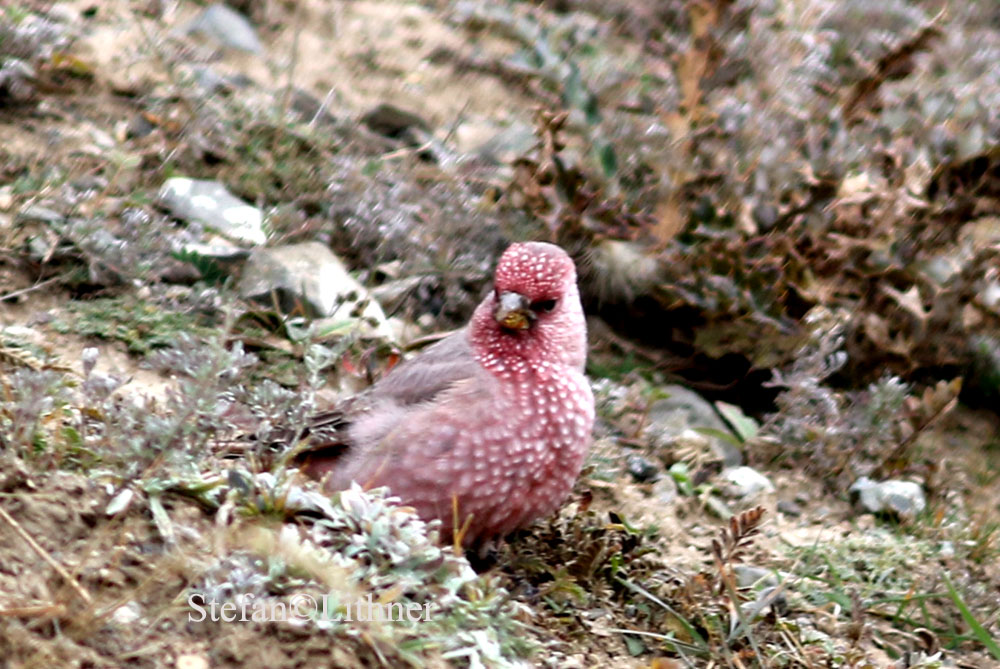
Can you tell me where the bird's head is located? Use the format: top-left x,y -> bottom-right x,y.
471,242 -> 587,375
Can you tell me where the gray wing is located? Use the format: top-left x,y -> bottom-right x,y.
295,328 -> 480,476
366,328 -> 478,406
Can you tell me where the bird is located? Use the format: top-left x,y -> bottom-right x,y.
297,241 -> 594,548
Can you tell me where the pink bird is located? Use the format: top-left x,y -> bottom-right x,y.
301,242 -> 594,547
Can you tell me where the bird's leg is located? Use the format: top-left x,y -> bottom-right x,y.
451,493 -> 475,553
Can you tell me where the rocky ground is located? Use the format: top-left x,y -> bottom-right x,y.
1,1 -> 999,667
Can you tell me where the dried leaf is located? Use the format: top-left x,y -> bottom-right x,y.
651,191 -> 686,247
843,17 -> 943,122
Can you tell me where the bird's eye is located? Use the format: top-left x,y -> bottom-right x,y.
530,298 -> 557,313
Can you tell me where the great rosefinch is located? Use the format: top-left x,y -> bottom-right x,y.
302,242 -> 594,547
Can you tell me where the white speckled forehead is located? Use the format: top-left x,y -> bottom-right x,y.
493,242 -> 575,299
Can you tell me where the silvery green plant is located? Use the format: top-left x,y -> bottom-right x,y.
762,310 -> 918,483
183,473 -> 537,666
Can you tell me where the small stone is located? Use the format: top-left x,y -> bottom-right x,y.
180,238 -> 250,261
126,113 -> 155,139
983,280 -> 1000,311
289,87 -> 337,125
921,253 -> 962,284
70,175 -> 109,192
752,203 -> 779,231
645,385 -> 742,466
237,242 -> 391,336
361,103 -> 431,138
185,3 -> 263,53
651,476 -> 678,505
625,454 -> 660,483
111,601 -> 141,625
733,565 -> 779,589
176,655 -> 209,669
473,121 -> 537,164
849,477 -> 926,520
718,466 -> 775,498
159,178 -> 265,245
1,325 -> 44,343
187,65 -> 234,94
106,488 -> 135,516
27,235 -> 54,262
371,275 -> 427,314
739,584 -> 788,618
16,204 -> 65,224
0,185 -> 14,211
777,499 -> 802,517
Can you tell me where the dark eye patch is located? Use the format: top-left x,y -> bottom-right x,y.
530,298 -> 557,313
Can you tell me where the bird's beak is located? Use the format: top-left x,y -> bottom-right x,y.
494,291 -> 533,330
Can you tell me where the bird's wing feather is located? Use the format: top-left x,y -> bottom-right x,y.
366,329 -> 478,406
294,329 -> 478,472
318,374 -> 503,491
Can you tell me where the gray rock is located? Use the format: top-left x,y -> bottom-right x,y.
105,488 -> 135,516
644,385 -> 742,465
159,178 -> 265,246
922,218 -> 1000,287
361,103 -> 431,138
849,477 -> 926,519
180,239 -> 250,261
719,466 -> 775,498
237,242 -> 391,335
777,499 -> 803,517
16,204 -> 64,224
186,65 -> 253,95
752,203 -> 779,231
185,3 -> 263,54
111,602 -> 142,627
733,565 -> 779,589
370,274 -> 427,314
69,175 -> 109,193
625,454 -> 660,483
126,113 -> 155,139
359,103 -> 457,164
920,253 -> 962,284
739,584 -> 788,619
1,326 -> 46,353
27,235 -> 53,262
983,280 -> 1000,312
733,568 -> 790,619
474,121 -> 537,164
0,185 -> 13,211
289,87 -> 337,125
111,601 -> 142,626
194,65 -> 226,92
